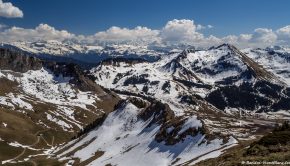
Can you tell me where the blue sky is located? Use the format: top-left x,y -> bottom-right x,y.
1,0 -> 289,36
0,0 -> 289,48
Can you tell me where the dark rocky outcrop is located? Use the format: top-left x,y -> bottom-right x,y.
138,100 -> 204,145
206,80 -> 290,112
0,48 -> 42,72
123,74 -> 150,86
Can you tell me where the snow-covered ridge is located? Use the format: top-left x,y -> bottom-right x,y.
56,101 -> 238,166
90,44 -> 290,117
179,44 -> 250,84
0,41 -> 166,64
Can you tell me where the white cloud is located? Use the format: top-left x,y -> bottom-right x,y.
251,28 -> 277,44
277,25 -> 290,38
196,24 -> 213,30
73,19 -> 219,48
91,26 -> 159,44
0,24 -> 74,42
239,34 -> 252,41
207,25 -> 213,29
220,28 -> 278,48
158,19 -> 221,47
276,25 -> 290,45
196,24 -> 205,30
0,0 -> 23,18
1,19 -> 290,48
160,19 -> 199,44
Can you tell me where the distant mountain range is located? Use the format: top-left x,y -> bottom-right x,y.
0,40 -> 166,67
0,42 -> 290,165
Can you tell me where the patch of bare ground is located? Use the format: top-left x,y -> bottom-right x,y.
195,122 -> 290,166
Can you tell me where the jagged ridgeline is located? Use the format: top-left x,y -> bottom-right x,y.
0,43 -> 290,165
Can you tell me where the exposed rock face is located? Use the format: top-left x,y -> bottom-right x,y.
205,80 -> 290,112
45,62 -> 105,93
227,44 -> 279,83
0,48 -> 112,95
139,100 -> 175,125
0,48 -> 42,72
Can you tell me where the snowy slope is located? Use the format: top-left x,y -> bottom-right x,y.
243,46 -> 290,86
0,68 -> 101,132
179,45 -> 249,84
0,49 -> 121,164
90,52 -> 206,116
56,101 -> 238,166
1,44 -> 290,165
74,44 -> 290,165
90,44 -> 288,115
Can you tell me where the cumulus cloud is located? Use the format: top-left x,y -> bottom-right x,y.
60,19 -> 219,48
220,28 -> 278,48
0,24 -> 74,42
157,19 -> 220,47
0,0 -> 23,18
1,19 -> 290,48
160,19 -> 199,43
276,25 -> 290,45
91,26 -> 159,44
251,28 -> 277,44
277,25 -> 290,37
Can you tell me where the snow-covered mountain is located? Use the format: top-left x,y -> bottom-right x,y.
1,44 -> 290,165
0,41 -> 167,66
58,44 -> 290,165
243,45 -> 290,85
90,44 -> 288,113
0,49 -> 120,164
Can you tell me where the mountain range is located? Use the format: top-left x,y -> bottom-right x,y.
0,41 -> 290,165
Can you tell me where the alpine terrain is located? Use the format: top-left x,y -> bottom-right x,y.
0,42 -> 290,166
